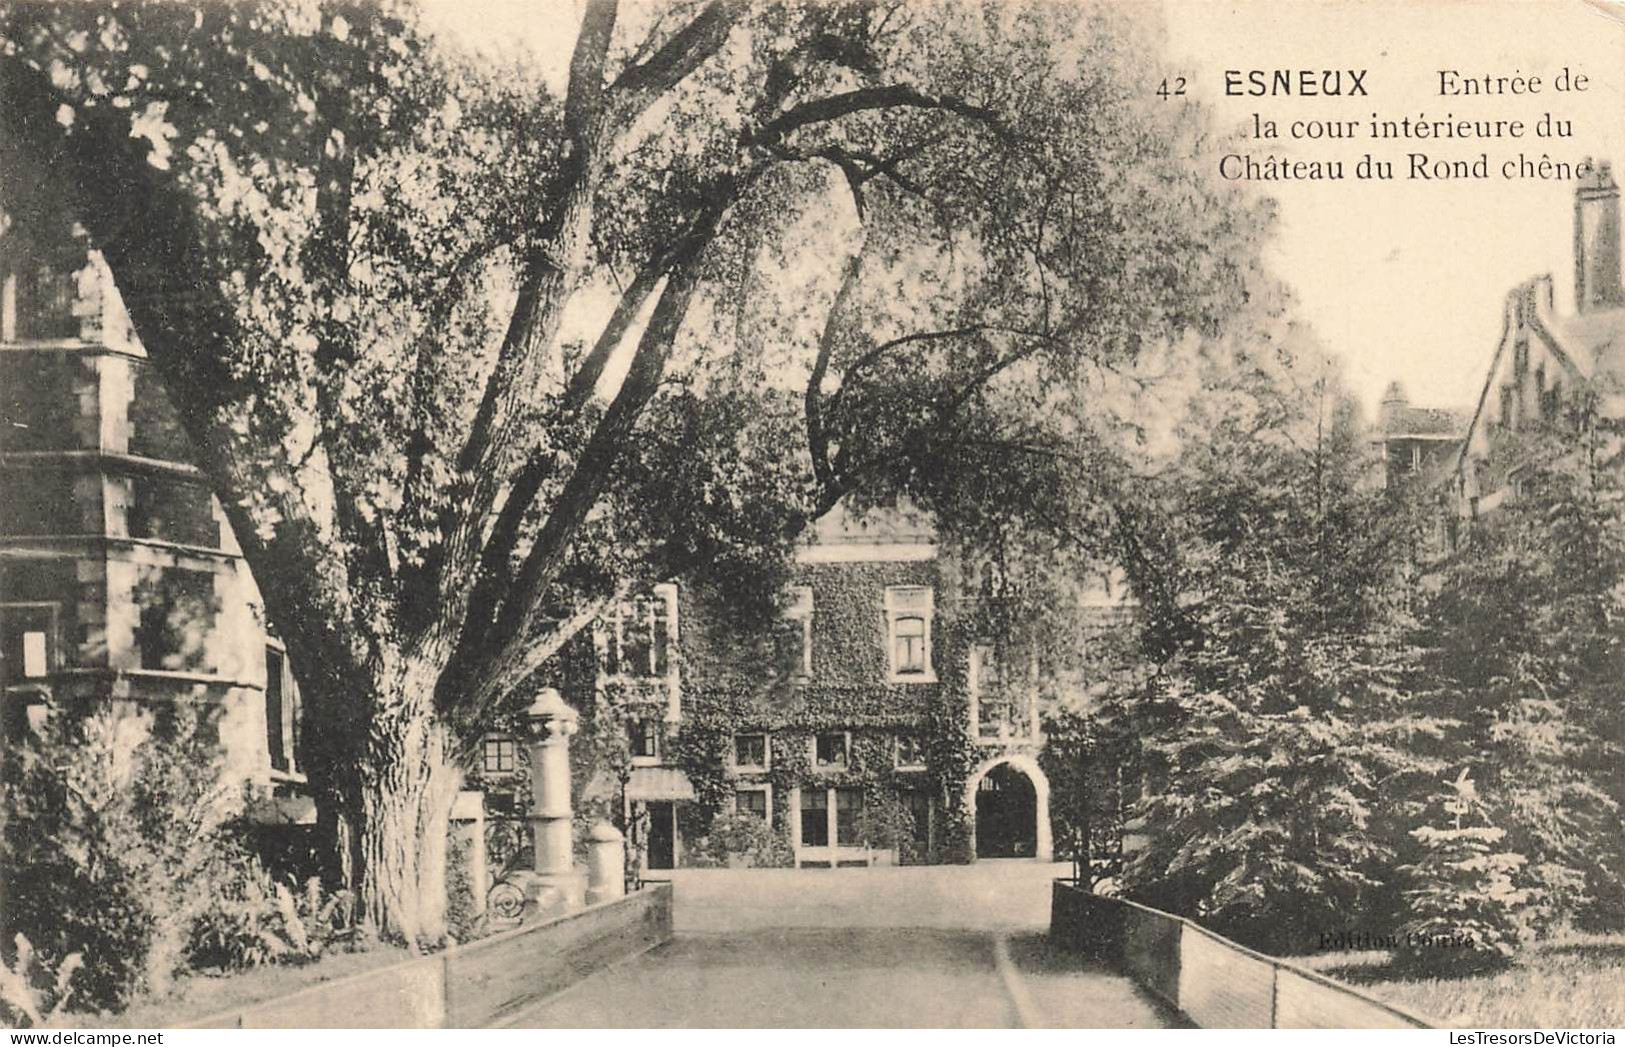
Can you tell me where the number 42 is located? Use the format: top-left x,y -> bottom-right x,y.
1157,77 -> 1187,99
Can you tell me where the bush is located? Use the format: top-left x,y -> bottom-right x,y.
0,934 -> 83,1028
682,813 -> 793,868
1,706 -> 247,1010
190,861 -> 355,970
1397,823 -> 1529,973
445,827 -> 484,943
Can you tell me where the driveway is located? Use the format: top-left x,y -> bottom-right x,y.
500,861 -> 1175,1028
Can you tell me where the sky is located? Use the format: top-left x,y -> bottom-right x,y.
418,0 -> 1625,418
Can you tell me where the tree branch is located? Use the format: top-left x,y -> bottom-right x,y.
753,84 -> 1012,147
807,249 -> 864,493
609,0 -> 741,119
443,255 -> 667,682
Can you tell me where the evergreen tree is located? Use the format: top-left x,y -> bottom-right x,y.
1118,353 -> 1440,953
1418,411 -> 1625,933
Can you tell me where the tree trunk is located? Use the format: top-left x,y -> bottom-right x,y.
308,658 -> 463,950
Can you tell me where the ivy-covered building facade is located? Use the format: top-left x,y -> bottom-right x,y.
472,503 -> 1073,871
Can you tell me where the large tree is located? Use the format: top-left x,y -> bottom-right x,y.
0,0 -> 1270,944
1105,342 -> 1443,951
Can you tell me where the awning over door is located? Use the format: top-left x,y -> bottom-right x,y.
626,766 -> 696,802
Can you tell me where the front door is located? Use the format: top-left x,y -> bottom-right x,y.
646,801 -> 676,870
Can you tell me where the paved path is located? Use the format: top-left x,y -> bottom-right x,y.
502,861 -> 1175,1028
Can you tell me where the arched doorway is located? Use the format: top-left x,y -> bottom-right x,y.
964,754 -> 1052,861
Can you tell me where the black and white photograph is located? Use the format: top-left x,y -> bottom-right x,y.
1,0 -> 1624,1032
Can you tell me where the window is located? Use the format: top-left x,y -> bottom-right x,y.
800,788 -> 829,846
629,719 -> 660,761
22,632 -> 46,677
814,731 -> 849,770
835,787 -> 862,847
778,586 -> 814,678
605,585 -> 677,679
735,786 -> 770,825
129,476 -> 220,548
600,582 -> 681,720
4,263 -> 78,341
895,733 -> 927,769
884,587 -> 934,680
263,646 -> 303,776
733,732 -> 769,771
894,617 -> 926,672
1,604 -> 56,684
971,643 -> 1033,743
133,567 -> 218,672
799,786 -> 866,852
483,735 -> 517,775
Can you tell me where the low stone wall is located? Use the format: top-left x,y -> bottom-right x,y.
1050,880 -> 1433,1029
183,883 -> 673,1029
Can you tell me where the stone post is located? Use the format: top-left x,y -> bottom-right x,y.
510,688 -> 586,917
586,820 -> 626,905
450,790 -> 488,922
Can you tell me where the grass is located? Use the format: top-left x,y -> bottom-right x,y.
1313,934 -> 1625,1028
80,941 -> 413,1029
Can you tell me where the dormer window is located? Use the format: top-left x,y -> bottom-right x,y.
885,586 -> 935,682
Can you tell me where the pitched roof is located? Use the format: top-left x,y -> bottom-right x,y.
1546,304 -> 1625,382
1382,404 -> 1468,438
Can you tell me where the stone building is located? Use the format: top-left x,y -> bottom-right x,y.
1456,160 -> 1625,515
0,222 -> 308,819
1373,382 -> 1468,491
471,502 -> 1134,873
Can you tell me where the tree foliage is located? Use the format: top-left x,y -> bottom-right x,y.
1094,339 -> 1451,953
1418,417 -> 1625,933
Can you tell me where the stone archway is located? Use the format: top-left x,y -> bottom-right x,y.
963,753 -> 1052,862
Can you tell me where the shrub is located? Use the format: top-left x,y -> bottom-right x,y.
0,934 -> 83,1028
190,862 -> 355,970
682,813 -> 793,868
1397,823 -> 1530,972
0,705 -> 245,1010
188,855 -> 286,971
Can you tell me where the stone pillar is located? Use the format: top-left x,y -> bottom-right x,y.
450,790 -> 488,922
586,820 -> 626,906
510,688 -> 586,917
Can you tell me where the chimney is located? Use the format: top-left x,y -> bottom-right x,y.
1379,380 -> 1407,432
1574,158 -> 1623,313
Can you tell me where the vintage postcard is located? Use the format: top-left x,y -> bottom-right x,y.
1,0 -> 1622,1034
